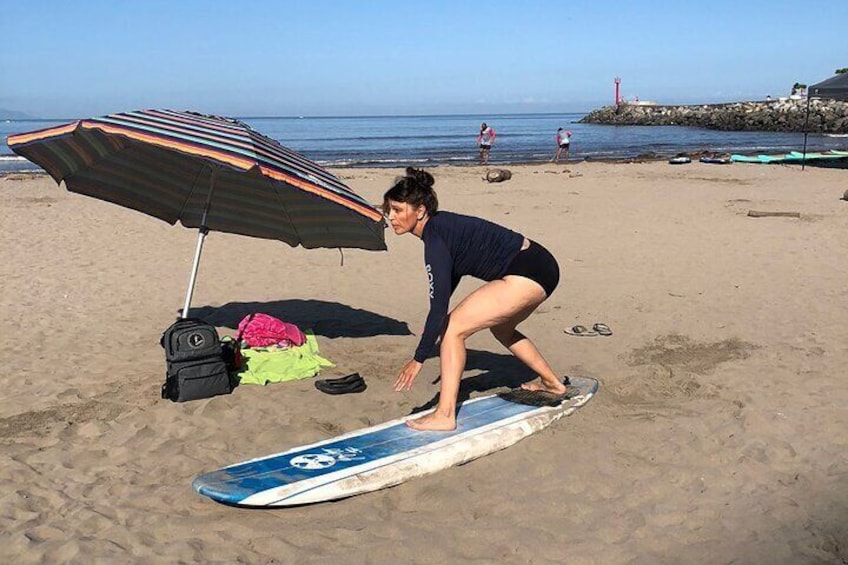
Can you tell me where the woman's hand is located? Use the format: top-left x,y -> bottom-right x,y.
394,360 -> 423,392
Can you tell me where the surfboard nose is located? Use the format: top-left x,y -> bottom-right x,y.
193,470 -> 253,505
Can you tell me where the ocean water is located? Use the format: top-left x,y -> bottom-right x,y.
1,112 -> 846,174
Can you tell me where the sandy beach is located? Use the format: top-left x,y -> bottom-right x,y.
1,160 -> 846,564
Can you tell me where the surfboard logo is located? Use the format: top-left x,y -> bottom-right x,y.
290,453 -> 335,470
290,447 -> 365,470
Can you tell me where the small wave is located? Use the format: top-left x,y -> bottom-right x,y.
316,154 -> 489,168
295,133 -> 472,143
0,154 -> 43,174
319,157 -> 436,167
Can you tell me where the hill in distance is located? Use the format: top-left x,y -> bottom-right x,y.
0,108 -> 35,120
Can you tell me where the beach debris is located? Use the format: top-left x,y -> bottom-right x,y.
485,169 -> 512,183
842,189 -> 848,201
747,210 -> 801,218
2,173 -> 44,181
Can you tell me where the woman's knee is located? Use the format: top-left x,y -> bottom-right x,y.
441,313 -> 481,344
443,324 -> 474,343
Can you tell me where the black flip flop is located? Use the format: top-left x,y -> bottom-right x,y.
315,373 -> 367,395
321,373 -> 363,385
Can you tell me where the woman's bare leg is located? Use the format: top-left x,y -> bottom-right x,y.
480,146 -> 491,165
490,302 -> 565,395
407,276 -> 553,431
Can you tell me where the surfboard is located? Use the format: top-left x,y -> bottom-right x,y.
193,376 -> 599,507
731,151 -> 848,164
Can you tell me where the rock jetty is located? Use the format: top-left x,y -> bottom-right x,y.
580,99 -> 847,133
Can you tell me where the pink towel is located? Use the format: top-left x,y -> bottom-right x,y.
237,313 -> 306,348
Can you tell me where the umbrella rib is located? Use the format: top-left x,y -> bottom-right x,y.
271,181 -> 301,245
177,165 -> 209,222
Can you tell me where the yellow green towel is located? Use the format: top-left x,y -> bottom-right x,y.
236,331 -> 334,386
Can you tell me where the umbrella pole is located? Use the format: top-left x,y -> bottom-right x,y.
181,168 -> 217,318
801,94 -> 812,171
182,228 -> 209,318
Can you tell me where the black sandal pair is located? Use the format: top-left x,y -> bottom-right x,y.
314,372 -> 367,395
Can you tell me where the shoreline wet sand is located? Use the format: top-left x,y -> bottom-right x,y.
1,161 -> 846,563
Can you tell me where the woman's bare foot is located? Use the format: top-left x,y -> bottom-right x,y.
406,412 -> 456,431
521,377 -> 567,395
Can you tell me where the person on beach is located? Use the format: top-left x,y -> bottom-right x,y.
553,128 -> 572,162
383,167 -> 565,431
477,122 -> 496,165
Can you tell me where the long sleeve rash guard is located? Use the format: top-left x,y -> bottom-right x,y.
413,211 -> 524,363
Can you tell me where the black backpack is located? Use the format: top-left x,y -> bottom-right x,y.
160,318 -> 232,402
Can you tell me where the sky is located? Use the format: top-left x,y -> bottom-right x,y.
1,0 -> 845,119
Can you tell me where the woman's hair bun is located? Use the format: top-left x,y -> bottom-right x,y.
405,167 -> 434,189
382,167 -> 439,215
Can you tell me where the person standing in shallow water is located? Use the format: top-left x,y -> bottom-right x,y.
477,122 -> 496,165
383,167 -> 565,432
553,128 -> 572,162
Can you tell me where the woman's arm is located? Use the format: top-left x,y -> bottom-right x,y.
395,236 -> 454,392
413,236 -> 453,363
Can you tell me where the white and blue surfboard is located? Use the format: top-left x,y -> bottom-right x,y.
193,376 -> 599,507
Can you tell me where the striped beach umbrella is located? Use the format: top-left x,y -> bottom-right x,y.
7,109 -> 386,316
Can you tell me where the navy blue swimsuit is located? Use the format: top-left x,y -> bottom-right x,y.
414,211 -> 524,363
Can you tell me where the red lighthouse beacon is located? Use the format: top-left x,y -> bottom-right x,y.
614,77 -> 622,106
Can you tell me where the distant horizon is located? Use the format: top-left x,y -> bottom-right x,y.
3,109 -> 593,122
0,94 -> 805,122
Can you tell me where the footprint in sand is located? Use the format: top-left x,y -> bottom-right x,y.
608,334 -> 758,407
0,400 -> 128,439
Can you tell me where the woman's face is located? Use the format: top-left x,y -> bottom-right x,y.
385,199 -> 425,235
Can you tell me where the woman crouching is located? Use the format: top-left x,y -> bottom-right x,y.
383,167 -> 566,431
